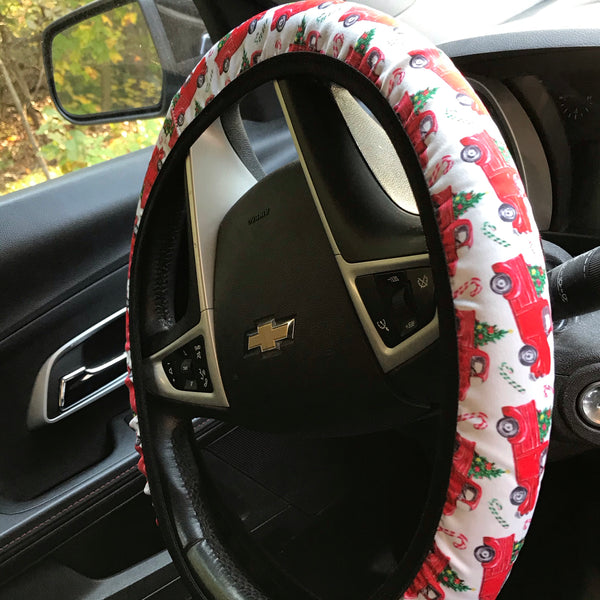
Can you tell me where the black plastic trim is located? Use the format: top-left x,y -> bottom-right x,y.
441,28 -> 600,59
0,147 -> 149,342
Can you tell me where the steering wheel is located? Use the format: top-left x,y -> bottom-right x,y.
126,2 -> 554,599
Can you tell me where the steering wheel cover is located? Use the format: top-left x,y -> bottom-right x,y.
127,2 -> 554,598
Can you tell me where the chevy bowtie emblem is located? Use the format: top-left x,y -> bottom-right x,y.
247,318 -> 295,353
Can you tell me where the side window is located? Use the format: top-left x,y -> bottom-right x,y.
0,0 -> 206,197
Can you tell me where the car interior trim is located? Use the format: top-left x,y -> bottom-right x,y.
440,28 -> 600,58
27,308 -> 128,428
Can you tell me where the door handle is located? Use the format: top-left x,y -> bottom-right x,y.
59,352 -> 128,411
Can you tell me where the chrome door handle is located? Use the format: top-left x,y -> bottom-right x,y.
59,352 -> 127,411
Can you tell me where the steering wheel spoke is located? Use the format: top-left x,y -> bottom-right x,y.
273,77 -> 438,372
143,319 -> 229,409
274,77 -> 428,263
339,254 -> 438,372
138,118 -> 259,410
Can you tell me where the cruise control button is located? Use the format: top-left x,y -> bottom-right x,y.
356,274 -> 403,347
357,267 -> 437,348
373,314 -> 403,347
399,316 -> 419,337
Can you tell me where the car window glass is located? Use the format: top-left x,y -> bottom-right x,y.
0,0 -> 164,197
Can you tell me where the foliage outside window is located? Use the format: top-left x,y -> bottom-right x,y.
0,0 -> 162,196
52,3 -> 162,115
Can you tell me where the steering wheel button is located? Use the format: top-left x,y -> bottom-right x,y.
184,379 -> 199,391
370,314 -> 401,347
407,267 -> 436,323
162,358 -> 180,386
399,317 -> 419,338
374,270 -> 409,290
356,274 -> 401,346
160,336 -> 213,393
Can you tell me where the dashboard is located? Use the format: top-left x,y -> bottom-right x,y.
452,45 -> 600,253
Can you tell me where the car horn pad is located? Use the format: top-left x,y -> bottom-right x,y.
127,1 -> 554,598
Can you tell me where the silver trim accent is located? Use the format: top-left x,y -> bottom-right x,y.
144,119 -> 257,407
274,82 -> 438,373
28,308 -> 127,429
339,255 -> 438,372
58,352 -> 127,410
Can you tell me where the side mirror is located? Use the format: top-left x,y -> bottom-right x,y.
43,0 -> 188,124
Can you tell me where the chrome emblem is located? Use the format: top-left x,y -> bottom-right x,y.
247,318 -> 295,353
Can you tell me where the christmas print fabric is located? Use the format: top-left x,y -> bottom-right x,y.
126,2 -> 554,599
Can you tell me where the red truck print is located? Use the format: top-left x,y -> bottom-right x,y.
404,543 -> 450,599
456,310 -> 490,402
144,147 -> 165,187
490,255 -> 552,379
289,29 -> 323,53
194,59 -> 208,90
212,8 -> 267,74
408,48 -> 486,115
497,400 -> 549,516
214,20 -> 250,74
246,9 -> 267,35
171,60 -> 209,133
431,186 -> 472,276
338,7 -> 396,28
271,0 -> 331,32
344,33 -> 385,83
460,131 -> 532,233
394,91 -> 438,168
474,534 -> 521,600
444,433 -> 482,515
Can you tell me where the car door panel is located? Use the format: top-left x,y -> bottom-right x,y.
0,106 -> 298,593
0,148 -> 151,583
0,147 -> 152,339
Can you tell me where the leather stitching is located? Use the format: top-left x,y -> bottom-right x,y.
0,465 -> 139,557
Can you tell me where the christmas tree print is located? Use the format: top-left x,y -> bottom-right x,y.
293,17 -> 307,46
410,87 -> 438,114
537,408 -> 552,440
528,265 -> 546,296
468,452 -> 505,480
354,29 -> 375,56
494,138 -> 513,164
163,117 -> 174,137
254,22 -> 267,44
240,49 -> 251,73
474,320 -> 511,347
511,539 -> 524,563
194,100 -> 202,116
438,565 -> 471,592
217,33 -> 230,52
453,191 -> 486,218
